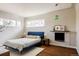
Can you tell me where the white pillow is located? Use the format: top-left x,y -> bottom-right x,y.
26,35 -> 40,39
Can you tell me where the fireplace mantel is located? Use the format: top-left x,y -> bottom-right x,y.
50,31 -> 70,33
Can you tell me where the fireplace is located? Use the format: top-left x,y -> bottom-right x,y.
55,33 -> 65,42
50,31 -> 70,47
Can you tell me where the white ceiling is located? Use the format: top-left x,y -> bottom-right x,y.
0,3 -> 72,17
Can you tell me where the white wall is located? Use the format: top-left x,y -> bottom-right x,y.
75,4 -> 79,54
0,10 -> 24,46
25,7 -> 76,47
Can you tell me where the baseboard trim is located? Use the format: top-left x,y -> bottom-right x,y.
50,43 -> 76,49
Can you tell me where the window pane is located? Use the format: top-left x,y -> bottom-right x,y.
4,20 -> 16,27
9,20 -> 16,26
0,18 -> 3,25
26,20 -> 45,27
0,18 -> 21,27
16,21 -> 21,27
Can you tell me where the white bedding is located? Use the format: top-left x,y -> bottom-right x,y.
4,38 -> 41,52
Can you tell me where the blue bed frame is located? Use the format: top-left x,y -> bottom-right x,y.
28,32 -> 44,39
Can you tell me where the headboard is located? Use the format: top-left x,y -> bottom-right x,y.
27,32 -> 44,39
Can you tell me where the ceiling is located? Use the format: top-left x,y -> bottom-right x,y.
0,3 -> 72,17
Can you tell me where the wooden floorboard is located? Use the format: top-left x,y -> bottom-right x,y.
37,45 -> 78,56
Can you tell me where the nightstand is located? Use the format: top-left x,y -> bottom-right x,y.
0,47 -> 10,56
42,39 -> 50,46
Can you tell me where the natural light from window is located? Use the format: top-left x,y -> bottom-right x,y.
0,18 -> 3,25
26,19 -> 45,27
0,18 -> 21,27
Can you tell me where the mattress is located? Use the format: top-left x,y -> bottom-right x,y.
4,38 -> 41,52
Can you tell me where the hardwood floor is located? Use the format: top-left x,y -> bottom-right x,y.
37,45 -> 78,56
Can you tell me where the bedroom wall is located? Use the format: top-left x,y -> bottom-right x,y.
75,4 -> 79,54
0,10 -> 24,46
25,7 -> 76,47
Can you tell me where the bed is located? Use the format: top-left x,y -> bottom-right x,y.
4,32 -> 44,52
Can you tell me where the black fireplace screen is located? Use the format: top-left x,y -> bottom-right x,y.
55,33 -> 65,42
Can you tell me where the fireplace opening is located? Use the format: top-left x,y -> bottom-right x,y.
55,33 -> 65,42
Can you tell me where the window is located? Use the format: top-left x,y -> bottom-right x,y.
4,19 -> 16,27
26,20 -> 45,27
0,18 -> 21,27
